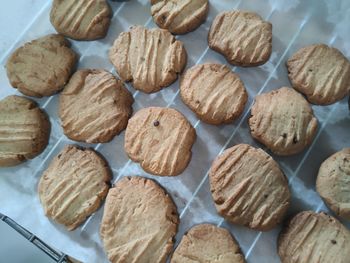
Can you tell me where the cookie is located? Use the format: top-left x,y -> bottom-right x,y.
59,69 -> 133,143
50,0 -> 111,40
6,34 -> 77,97
278,211 -> 350,263
100,176 -> 178,263
109,26 -> 187,93
38,145 -> 111,231
209,144 -> 290,231
124,107 -> 196,176
171,224 -> 246,263
249,87 -> 318,156
208,10 -> 272,67
180,63 -> 247,125
0,95 -> 50,167
287,44 -> 350,105
150,0 -> 209,35
316,148 -> 350,220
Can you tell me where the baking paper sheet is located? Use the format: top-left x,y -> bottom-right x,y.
0,0 -> 349,262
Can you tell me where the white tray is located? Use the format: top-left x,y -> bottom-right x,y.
0,0 -> 349,262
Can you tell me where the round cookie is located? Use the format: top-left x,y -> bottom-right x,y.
208,10 -> 272,67
38,145 -> 111,230
109,26 -> 187,93
0,95 -> 50,167
209,144 -> 290,231
125,107 -> 196,176
171,224 -> 246,263
50,0 -> 111,40
287,44 -> 350,105
316,148 -> 350,220
59,69 -> 133,143
100,176 -> 178,263
180,63 -> 247,125
6,34 -> 77,97
249,87 -> 318,156
278,211 -> 350,263
150,0 -> 209,35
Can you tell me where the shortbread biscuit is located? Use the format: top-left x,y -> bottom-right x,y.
125,107 -> 196,176
0,96 -> 50,167
249,87 -> 318,156
287,44 -> 350,105
109,26 -> 187,93
171,224 -> 246,263
50,0 -> 111,40
150,0 -> 209,35
100,176 -> 179,263
59,69 -> 133,143
180,64 -> 247,125
209,144 -> 290,231
278,211 -> 350,263
208,10 -> 272,67
38,145 -> 111,231
6,34 -> 77,97
316,148 -> 350,220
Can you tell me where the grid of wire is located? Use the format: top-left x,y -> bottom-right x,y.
0,213 -> 72,263
0,1 -> 349,262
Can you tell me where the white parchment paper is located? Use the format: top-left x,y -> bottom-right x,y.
0,0 -> 349,262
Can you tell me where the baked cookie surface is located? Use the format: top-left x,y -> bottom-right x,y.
100,176 -> 178,263
208,10 -> 272,67
150,0 -> 209,34
316,148 -> 350,220
0,95 -> 50,167
171,224 -> 246,263
287,44 -> 350,105
125,107 -> 196,176
278,211 -> 350,263
180,64 -> 247,125
59,69 -> 133,143
6,34 -> 77,97
249,87 -> 318,156
209,144 -> 290,231
109,26 -> 187,93
38,145 -> 111,230
50,0 -> 112,40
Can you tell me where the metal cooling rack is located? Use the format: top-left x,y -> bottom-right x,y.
0,0 -> 349,262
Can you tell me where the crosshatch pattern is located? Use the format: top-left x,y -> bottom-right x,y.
0,0 -> 349,262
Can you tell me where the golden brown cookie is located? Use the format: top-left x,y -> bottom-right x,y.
0,95 -> 50,167
100,176 -> 178,263
209,144 -> 290,231
208,10 -> 272,67
125,107 -> 196,176
6,34 -> 77,97
50,0 -> 112,40
278,211 -> 350,263
109,26 -> 187,93
150,0 -> 209,35
316,148 -> 350,221
59,69 -> 133,143
180,63 -> 247,125
171,224 -> 246,263
38,145 -> 111,230
249,87 -> 318,156
287,44 -> 350,105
